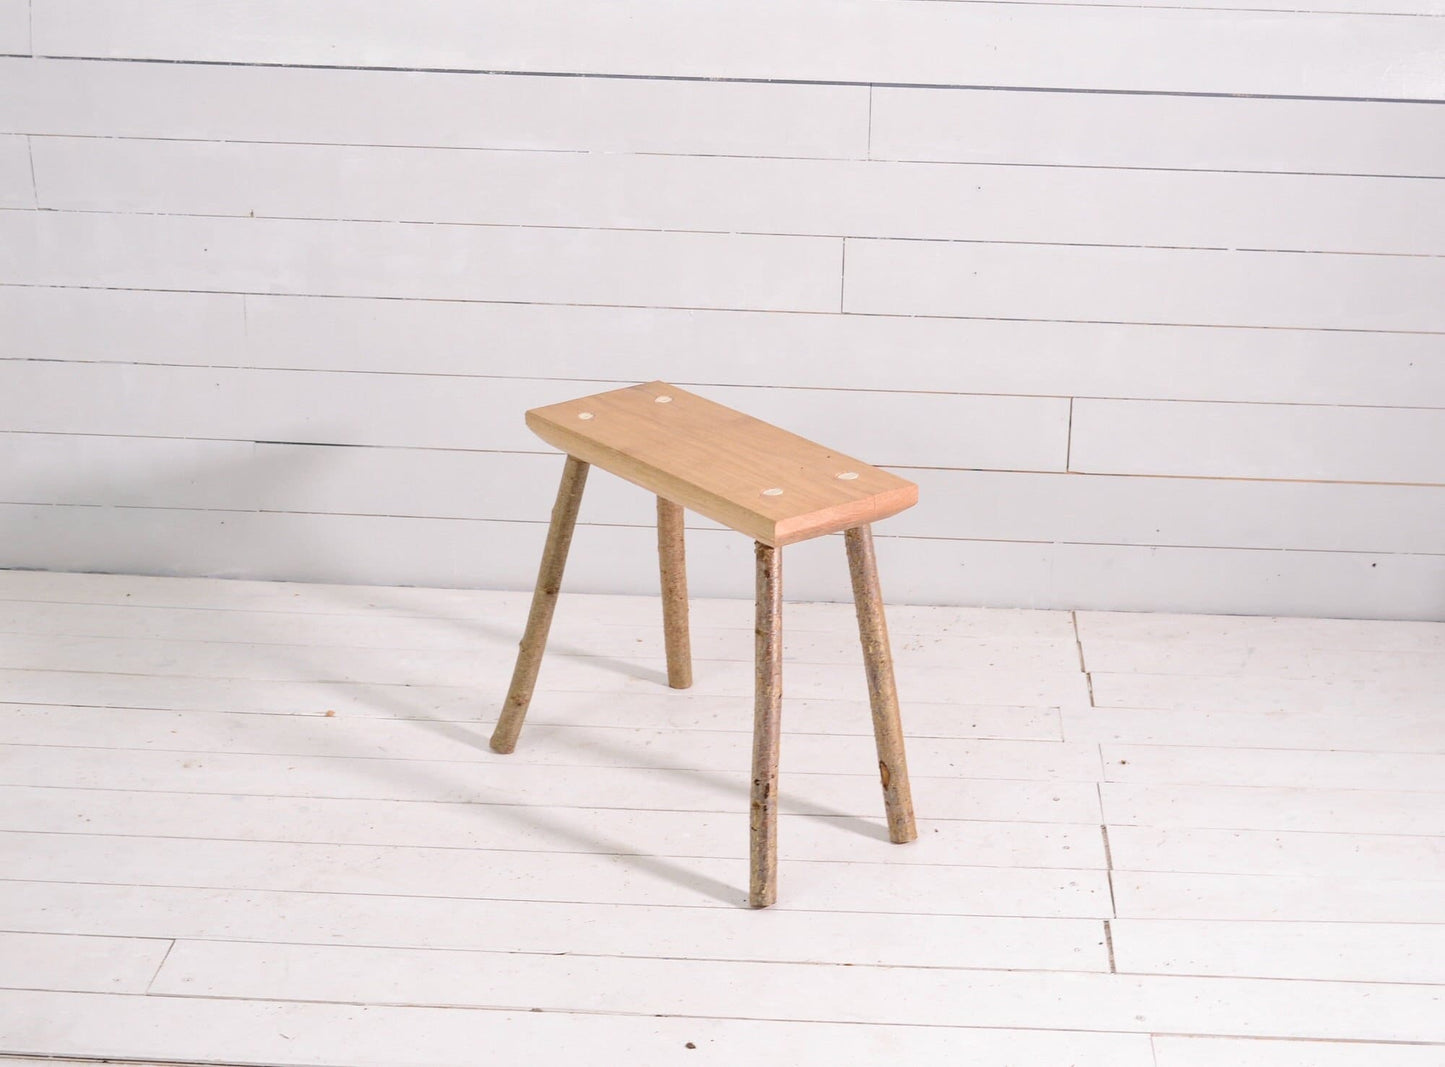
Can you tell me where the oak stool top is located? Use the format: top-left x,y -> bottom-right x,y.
526,380 -> 917,546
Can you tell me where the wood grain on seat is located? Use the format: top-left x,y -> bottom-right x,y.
525,381 -> 918,546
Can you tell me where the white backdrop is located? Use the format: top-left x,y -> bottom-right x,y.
2,1 -> 1444,617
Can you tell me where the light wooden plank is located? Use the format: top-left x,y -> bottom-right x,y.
1074,399 -> 1445,484
1107,825 -> 1445,879
31,135 -> 1445,256
1079,610 -> 1445,653
1081,637 -> 1445,678
1154,1037 -> 1445,1067
0,666 -> 1066,746
0,705 -> 1092,779
0,365 -> 1065,471
1113,919 -> 1445,984
0,633 -> 1087,706
0,598 -> 1077,676
525,381 -> 917,546
844,238 -> 1445,332
0,744 -> 1101,823
0,57 -> 869,157
1064,706 -> 1445,753
0,211 -> 842,312
0,989 -> 1157,1067
1091,672 -> 1445,714
149,939 -> 1445,1042
0,831 -> 1114,916
0,713 -> 1100,778
30,0 -> 1445,99
1115,871 -> 1445,923
16,434 -> 1445,557
10,287 -> 1445,409
0,571 -> 1076,641
872,87 -> 1445,177
0,695 -> 1061,747
7,505 -> 1445,617
0,880 -> 1111,972
0,931 -> 171,994
0,786 -> 1103,869
1102,782 -> 1445,837
1104,745 -> 1445,792
0,133 -> 31,206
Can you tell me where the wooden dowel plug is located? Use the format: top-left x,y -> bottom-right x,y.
750,540 -> 783,908
844,524 -> 918,844
490,455 -> 590,754
656,496 -> 693,690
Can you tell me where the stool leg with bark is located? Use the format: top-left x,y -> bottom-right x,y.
490,455 -> 589,755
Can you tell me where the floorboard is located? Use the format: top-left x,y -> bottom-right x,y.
0,570 -> 1440,1062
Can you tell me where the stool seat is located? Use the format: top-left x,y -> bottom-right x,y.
527,381 -> 917,546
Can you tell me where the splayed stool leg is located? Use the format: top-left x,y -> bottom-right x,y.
845,524 -> 918,844
490,455 -> 590,754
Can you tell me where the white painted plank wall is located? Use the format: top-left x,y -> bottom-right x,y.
2,3 -> 1444,616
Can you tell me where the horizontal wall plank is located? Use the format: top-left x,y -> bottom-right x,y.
844,238 -> 1445,331
1154,1036 -> 1445,1067
30,0 -> 1445,99
31,135 -> 1445,255
1072,399 -> 1445,483
0,931 -> 171,995
5,505 -> 1444,616
0,133 -> 30,206
0,0 -> 24,53
9,58 -> 1445,177
0,989 -> 1155,1067
1113,920 -> 1445,985
11,433 -> 1445,555
872,88 -> 1445,177
8,286 -> 1445,409
149,938 -> 1445,1041
0,57 -> 869,159
0,367 -> 1067,470
0,211 -> 842,312
0,880 -> 1110,973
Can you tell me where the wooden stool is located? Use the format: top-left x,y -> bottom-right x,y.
490,381 -> 919,907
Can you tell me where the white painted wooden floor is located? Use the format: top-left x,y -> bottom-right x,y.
0,570 -> 1442,1067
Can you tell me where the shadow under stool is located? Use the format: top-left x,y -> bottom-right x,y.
490,380 -> 920,907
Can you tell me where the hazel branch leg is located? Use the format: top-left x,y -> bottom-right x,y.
490,454 -> 590,754
656,496 -> 693,690
749,540 -> 784,908
844,524 -> 918,844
